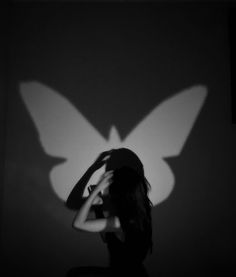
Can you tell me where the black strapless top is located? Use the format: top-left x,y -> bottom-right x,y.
104,231 -> 149,277
104,227 -> 149,267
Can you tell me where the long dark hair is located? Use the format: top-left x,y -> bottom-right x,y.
106,148 -> 153,258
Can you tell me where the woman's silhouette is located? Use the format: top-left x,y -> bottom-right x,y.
66,148 -> 153,277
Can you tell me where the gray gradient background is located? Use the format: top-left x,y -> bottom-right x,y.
2,3 -> 234,277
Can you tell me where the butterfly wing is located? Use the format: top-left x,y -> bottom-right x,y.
122,85 -> 207,206
20,81 -> 107,201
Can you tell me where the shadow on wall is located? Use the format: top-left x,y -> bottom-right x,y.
19,81 -> 207,212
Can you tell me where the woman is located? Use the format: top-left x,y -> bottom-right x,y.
67,148 -> 153,277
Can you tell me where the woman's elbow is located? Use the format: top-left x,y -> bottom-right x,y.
72,219 -> 84,232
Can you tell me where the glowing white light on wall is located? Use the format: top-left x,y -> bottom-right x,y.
20,81 -> 207,206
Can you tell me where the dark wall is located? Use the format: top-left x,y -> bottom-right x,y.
2,3 -> 234,277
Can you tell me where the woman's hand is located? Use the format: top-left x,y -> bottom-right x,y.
91,150 -> 113,171
92,195 -> 103,205
97,171 -> 113,192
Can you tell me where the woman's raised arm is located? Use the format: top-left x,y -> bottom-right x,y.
66,165 -> 97,210
72,170 -> 121,233
66,150 -> 112,210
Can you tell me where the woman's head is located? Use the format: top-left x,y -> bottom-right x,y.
105,148 -> 144,177
105,148 -> 149,200
109,166 -> 149,218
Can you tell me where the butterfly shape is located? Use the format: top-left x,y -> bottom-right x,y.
20,81 -> 207,206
